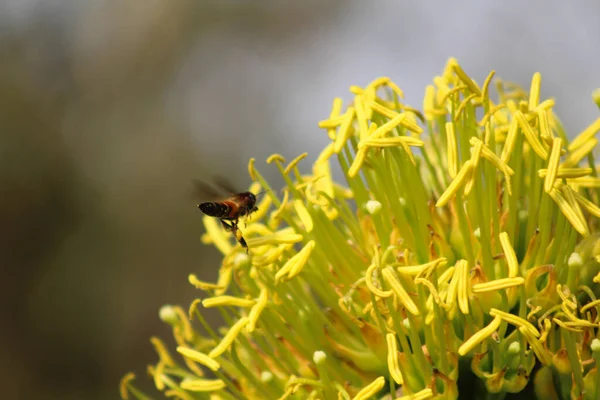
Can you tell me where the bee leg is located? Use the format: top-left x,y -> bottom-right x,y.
220,219 -> 235,232
221,219 -> 248,252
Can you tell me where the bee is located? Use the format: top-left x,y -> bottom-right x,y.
194,180 -> 260,252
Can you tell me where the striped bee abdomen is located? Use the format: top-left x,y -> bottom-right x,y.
198,202 -> 231,218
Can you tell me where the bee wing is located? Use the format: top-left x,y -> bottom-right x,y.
191,179 -> 227,202
210,175 -> 239,196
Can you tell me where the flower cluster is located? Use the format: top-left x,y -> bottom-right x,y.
122,59 -> 600,400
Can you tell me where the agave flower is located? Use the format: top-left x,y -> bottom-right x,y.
121,59 -> 600,400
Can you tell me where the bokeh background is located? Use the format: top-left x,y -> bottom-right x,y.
1,1 -> 599,399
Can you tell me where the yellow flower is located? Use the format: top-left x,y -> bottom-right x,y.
123,60 -> 600,400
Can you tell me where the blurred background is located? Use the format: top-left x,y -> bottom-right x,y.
1,1 -> 599,399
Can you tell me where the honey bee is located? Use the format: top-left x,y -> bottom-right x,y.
194,180 -> 259,252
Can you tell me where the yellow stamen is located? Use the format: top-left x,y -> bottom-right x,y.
562,185 -> 587,232
267,154 -> 286,164
208,317 -> 249,358
518,327 -> 552,365
471,277 -> 525,293
355,95 -> 369,141
567,176 -> 600,188
214,265 -> 233,296
381,267 -> 419,316
456,259 -> 470,314
395,388 -> 434,400
454,93 -> 478,122
436,160 -> 474,207
334,107 -> 356,153
150,337 -> 176,367
438,85 -> 468,107
283,153 -> 308,175
386,333 -> 404,384
535,98 -> 555,112
571,188 -> 600,218
350,85 -> 364,95
371,113 -> 419,139
245,231 -> 304,248
293,200 -> 314,232
369,100 -> 398,119
538,167 -> 592,179
348,147 -> 368,179
180,379 -> 226,392
152,362 -> 166,390
202,296 -> 256,308
415,278 -> 445,309
560,303 -> 594,328
367,76 -> 391,89
387,80 -> 405,99
248,158 -> 257,181
119,372 -> 136,399
499,232 -> 519,277
500,118 -> 519,164
552,318 -> 583,333
328,97 -> 343,140
188,274 -> 225,291
450,60 -> 482,96
548,187 -> 589,236
544,138 -> 563,193
556,284 -> 578,309
271,190 -> 290,222
247,288 -> 268,332
562,320 -> 597,328
479,103 -> 506,127
352,376 -> 386,400
514,111 -> 549,159
396,258 -> 447,278
528,72 -> 542,110
316,142 -> 336,165
446,122 -> 458,178
318,114 -> 347,129
481,70 -> 496,104
277,386 -> 295,400
581,298 -> 600,313
567,117 -> 600,152
359,136 -> 424,149
173,306 -> 194,341
176,347 -> 220,371
275,240 -> 316,283
365,263 -> 393,298
165,389 -> 195,400
188,299 -> 202,320
423,85 -> 437,120
458,315 -> 502,356
562,138 -> 598,167
489,308 -> 540,337
537,109 -> 553,141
